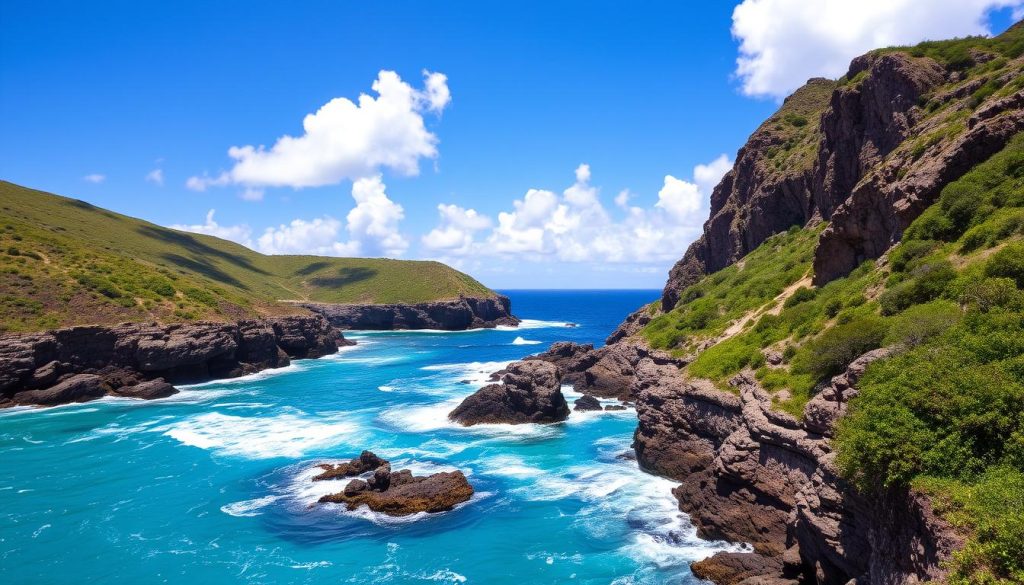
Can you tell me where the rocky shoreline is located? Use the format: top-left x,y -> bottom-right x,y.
299,294 -> 519,331
511,337 -> 959,583
0,314 -> 348,408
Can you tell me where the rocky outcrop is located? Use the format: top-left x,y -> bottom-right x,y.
573,395 -> 602,411
528,340 -> 686,401
316,452 -> 474,516
0,314 -> 347,408
449,360 -> 569,425
630,353 -> 960,584
661,29 -> 1024,309
300,295 -> 519,331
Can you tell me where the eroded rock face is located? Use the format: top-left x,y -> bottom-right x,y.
449,360 -> 569,425
628,354 -> 961,584
300,295 -> 519,331
316,452 -> 474,516
661,42 -> 1024,309
0,314 -> 347,408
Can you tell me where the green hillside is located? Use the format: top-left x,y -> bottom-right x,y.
640,134 -> 1024,582
0,181 -> 495,333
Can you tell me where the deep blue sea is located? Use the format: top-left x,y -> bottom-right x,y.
0,290 -> 740,584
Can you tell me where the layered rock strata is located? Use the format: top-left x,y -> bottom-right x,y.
300,295 -> 519,331
0,314 -> 346,408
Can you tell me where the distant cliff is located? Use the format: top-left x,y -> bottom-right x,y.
0,315 -> 346,408
299,295 -> 519,331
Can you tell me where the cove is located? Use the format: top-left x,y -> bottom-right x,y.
0,290 -> 740,584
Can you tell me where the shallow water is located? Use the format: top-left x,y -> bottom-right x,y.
0,290 -> 741,584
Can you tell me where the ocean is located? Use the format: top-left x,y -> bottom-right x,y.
0,290 -> 740,584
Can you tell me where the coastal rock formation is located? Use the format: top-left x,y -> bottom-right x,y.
573,395 -> 602,411
0,314 -> 347,408
630,355 -> 960,584
449,360 -> 569,425
316,452 -> 474,516
300,295 -> 519,331
529,341 -> 686,401
313,451 -> 388,481
661,28 -> 1024,308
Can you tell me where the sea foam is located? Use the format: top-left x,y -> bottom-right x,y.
162,412 -> 360,459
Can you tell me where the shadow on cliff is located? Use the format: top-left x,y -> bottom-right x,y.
308,267 -> 377,289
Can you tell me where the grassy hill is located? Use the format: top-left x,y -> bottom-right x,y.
0,181 -> 496,333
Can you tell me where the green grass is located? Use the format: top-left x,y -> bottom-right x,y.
0,181 -> 496,332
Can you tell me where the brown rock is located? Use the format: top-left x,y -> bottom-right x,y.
111,378 -> 177,400
313,450 -> 387,481
12,373 -> 109,406
573,395 -> 602,411
320,470 -> 474,516
449,360 -> 569,425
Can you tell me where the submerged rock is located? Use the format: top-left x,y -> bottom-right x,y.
316,452 -> 474,516
449,360 -> 569,425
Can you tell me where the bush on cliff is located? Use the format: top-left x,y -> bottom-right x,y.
791,315 -> 888,380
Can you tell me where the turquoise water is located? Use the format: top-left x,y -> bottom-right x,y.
0,290 -> 739,584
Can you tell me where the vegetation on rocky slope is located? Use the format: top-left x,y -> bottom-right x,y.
0,181 -> 495,333
641,134 -> 1024,582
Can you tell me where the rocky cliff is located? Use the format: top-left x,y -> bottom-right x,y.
0,314 -> 347,408
298,295 -> 517,331
662,26 -> 1024,309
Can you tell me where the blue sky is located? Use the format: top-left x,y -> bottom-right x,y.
2,1 -> 1021,289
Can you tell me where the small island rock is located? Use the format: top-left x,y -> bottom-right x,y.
449,360 -> 569,425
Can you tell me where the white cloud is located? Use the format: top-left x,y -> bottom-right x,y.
173,177 -> 408,258
655,176 -> 702,223
732,0 -> 1023,98
83,174 -> 105,183
240,187 -> 264,202
256,216 -> 350,256
614,189 -> 633,209
251,175 -> 406,257
424,156 -> 731,265
693,153 -> 733,196
422,204 -> 492,253
343,175 -> 408,257
187,70 -> 450,191
145,168 -> 164,186
170,210 -> 253,247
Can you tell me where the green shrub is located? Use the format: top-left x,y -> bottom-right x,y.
986,243 -> 1024,288
884,300 -> 961,347
783,286 -> 817,308
794,315 -> 888,380
688,337 -> 763,383
880,260 -> 956,315
960,277 -> 1023,312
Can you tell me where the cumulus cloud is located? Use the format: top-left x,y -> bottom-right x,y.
170,210 -> 253,247
732,0 -> 1023,98
145,168 -> 164,186
693,153 -> 733,196
174,175 -> 407,258
422,204 -> 492,253
186,70 -> 450,191
655,176 -> 702,223
82,173 -> 105,183
423,155 -> 733,265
